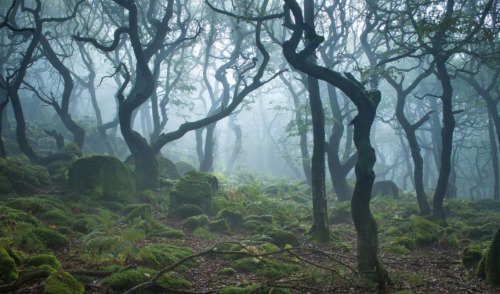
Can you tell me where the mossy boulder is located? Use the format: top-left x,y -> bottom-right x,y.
267,228 -> 300,248
32,227 -> 69,249
44,269 -> 84,294
28,254 -> 62,269
138,244 -> 196,270
101,268 -> 190,292
169,170 -> 218,212
218,267 -> 235,276
463,245 -> 484,268
411,215 -> 441,246
217,209 -> 245,227
208,219 -> 231,234
68,155 -> 136,203
393,237 -> 416,250
175,161 -> 196,176
0,157 -> 52,193
40,209 -> 73,226
476,227 -> 500,285
0,247 -> 18,283
183,214 -> 209,230
5,196 -> 66,217
177,203 -> 203,218
158,156 -> 181,179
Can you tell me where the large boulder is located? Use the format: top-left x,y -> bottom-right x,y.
68,155 -> 136,203
169,170 -> 218,212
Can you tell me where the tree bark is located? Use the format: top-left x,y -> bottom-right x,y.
282,0 -> 388,285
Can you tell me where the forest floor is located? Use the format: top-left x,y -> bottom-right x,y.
11,213 -> 500,294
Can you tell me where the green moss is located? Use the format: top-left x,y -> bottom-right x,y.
387,227 -> 403,237
218,267 -> 235,276
476,227 -> 500,285
0,175 -> 11,194
462,245 -> 484,268
259,243 -> 280,252
40,209 -> 73,226
393,237 -> 416,250
234,257 -> 260,272
68,155 -> 136,203
32,227 -> 69,249
183,214 -> 209,230
193,227 -> 212,239
267,228 -> 300,248
5,196 -> 66,217
100,268 -> 190,292
220,286 -> 258,294
44,270 -> 84,294
381,244 -> 411,255
138,244 -> 196,270
72,218 -> 96,234
217,209 -> 245,227
5,247 -> 29,265
169,170 -> 218,212
124,204 -> 153,223
28,254 -> 62,269
208,219 -> 231,234
439,228 -> 459,248
0,158 -> 52,193
177,203 -> 203,218
0,247 -> 18,283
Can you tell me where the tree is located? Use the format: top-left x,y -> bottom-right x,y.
282,0 -> 389,285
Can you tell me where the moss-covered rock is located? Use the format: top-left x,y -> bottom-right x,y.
170,170 -> 218,212
393,237 -> 416,250
5,196 -> 66,217
138,244 -> 196,270
32,227 -> 69,249
463,245 -> 484,268
5,247 -> 29,265
217,209 -> 245,227
267,228 -> 300,248
28,254 -> 62,269
44,269 -> 84,294
411,215 -> 441,246
175,161 -> 196,176
0,247 -> 18,283
68,155 -> 136,203
0,157 -> 52,194
100,268 -> 190,292
177,203 -> 203,219
476,227 -> 500,285
40,209 -> 73,226
218,267 -> 235,276
208,219 -> 231,234
183,214 -> 209,230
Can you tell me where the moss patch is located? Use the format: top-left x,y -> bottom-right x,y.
44,270 -> 84,294
183,214 -> 209,230
0,247 -> 18,283
28,254 -> 62,269
68,155 -> 136,203
169,170 -> 218,212
138,244 -> 196,270
100,268 -> 190,292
